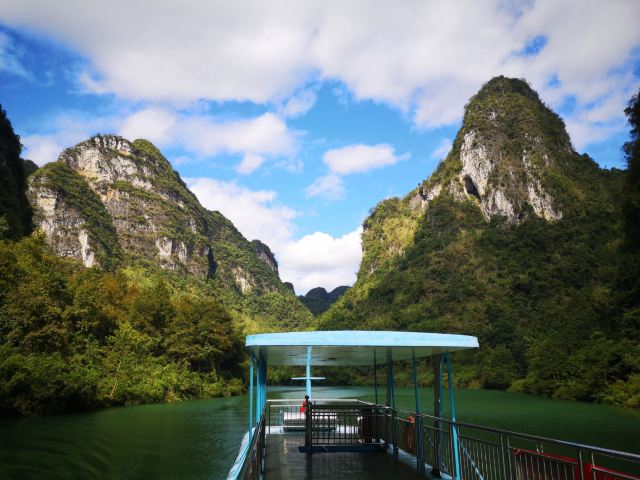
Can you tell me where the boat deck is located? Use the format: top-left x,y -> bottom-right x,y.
263,433 -> 429,480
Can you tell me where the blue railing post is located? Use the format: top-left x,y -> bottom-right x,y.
306,346 -> 312,398
412,350 -> 424,473
249,350 -> 255,443
386,348 -> 397,456
374,348 -> 378,405
256,351 -> 261,425
433,354 -> 443,478
443,353 -> 461,479
261,350 -> 267,412
256,349 -> 266,424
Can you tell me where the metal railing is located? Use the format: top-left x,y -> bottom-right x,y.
396,406 -> 640,480
309,403 -> 387,446
235,404 -> 267,480
232,399 -> 640,480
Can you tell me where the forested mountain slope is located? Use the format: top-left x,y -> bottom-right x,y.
0,117 -> 312,416
0,106 -> 32,240
320,77 -> 639,407
27,135 -> 312,330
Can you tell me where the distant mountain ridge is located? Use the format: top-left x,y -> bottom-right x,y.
320,77 -> 639,407
299,286 -> 349,315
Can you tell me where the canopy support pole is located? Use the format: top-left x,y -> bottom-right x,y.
412,349 -> 424,473
373,348 -> 378,405
386,348 -> 397,456
262,350 -> 267,412
256,349 -> 266,423
432,354 -> 442,478
256,350 -> 260,424
306,346 -> 312,398
249,350 -> 255,443
443,353 -> 461,479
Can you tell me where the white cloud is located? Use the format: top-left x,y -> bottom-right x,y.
0,1 -> 315,103
323,143 -> 405,175
76,69 -> 110,95
186,177 -> 297,254
21,134 -> 63,166
281,89 -> 317,118
305,173 -> 345,200
18,107 -> 298,172
181,112 -> 295,158
118,109 -> 296,162
20,112 -> 120,165
0,30 -> 31,79
430,138 -> 453,160
561,85 -> 638,150
306,143 -> 407,200
2,0 -> 637,145
236,154 -> 266,175
119,108 -> 176,145
279,228 -> 362,294
187,176 -> 362,293
565,120 -> 621,152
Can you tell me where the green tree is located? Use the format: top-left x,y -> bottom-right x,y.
622,89 -> 640,250
0,345 -> 99,416
66,269 -> 128,343
129,279 -> 175,335
1,235 -> 72,352
165,295 -> 240,373
0,104 -> 32,240
480,345 -> 519,390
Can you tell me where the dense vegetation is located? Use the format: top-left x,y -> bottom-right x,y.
0,234 -> 245,416
0,105 -> 32,240
52,134 -> 312,330
299,286 -> 349,315
320,80 -> 640,408
0,112 -> 312,417
1,81 -> 638,416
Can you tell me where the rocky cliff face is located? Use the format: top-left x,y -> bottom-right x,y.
29,136 -> 213,276
27,161 -> 121,270
360,77 -> 606,277
27,135 -> 296,302
410,77 -> 569,223
251,240 -> 279,274
319,77 -> 631,403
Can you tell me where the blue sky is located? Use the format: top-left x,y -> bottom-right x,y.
1,1 -> 639,293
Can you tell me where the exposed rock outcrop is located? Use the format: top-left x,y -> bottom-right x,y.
411,77 -> 567,223
360,76 -> 610,287
28,184 -> 96,267
27,135 -> 290,301
251,239 -> 279,274
27,162 -> 121,269
27,136 -> 212,276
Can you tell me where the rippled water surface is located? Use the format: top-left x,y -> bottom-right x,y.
1,386 -> 638,479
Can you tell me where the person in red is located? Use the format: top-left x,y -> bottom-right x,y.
300,395 -> 309,413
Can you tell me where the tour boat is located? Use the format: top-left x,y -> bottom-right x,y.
227,331 -> 640,479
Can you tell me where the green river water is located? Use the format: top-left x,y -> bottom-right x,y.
1,386 -> 638,479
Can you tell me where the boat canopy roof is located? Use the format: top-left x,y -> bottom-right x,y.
246,330 -> 479,366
